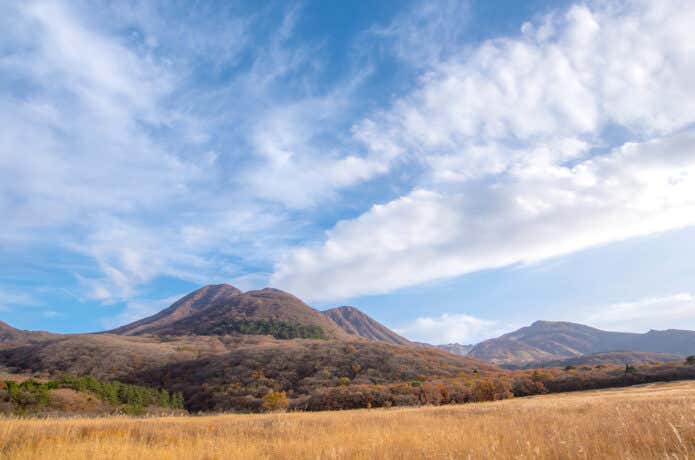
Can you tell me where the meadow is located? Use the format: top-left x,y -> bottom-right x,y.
1,381 -> 694,459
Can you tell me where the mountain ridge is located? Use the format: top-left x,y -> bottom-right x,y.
468,320 -> 695,366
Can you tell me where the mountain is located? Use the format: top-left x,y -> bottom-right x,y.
534,351 -> 683,368
109,284 -> 242,335
0,285 -> 500,412
436,343 -> 474,356
322,306 -> 411,345
110,286 -> 348,340
468,321 -> 695,366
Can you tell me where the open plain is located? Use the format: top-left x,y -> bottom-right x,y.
1,381 -> 694,460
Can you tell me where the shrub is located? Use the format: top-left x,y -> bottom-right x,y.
203,319 -> 326,339
262,390 -> 289,412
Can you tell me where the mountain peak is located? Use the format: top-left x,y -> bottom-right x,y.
322,306 -> 411,345
109,284 -> 350,340
108,283 -> 242,335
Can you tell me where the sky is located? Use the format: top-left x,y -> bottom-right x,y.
2,0 -> 695,344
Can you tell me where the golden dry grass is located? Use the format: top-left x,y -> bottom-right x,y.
2,381 -> 695,459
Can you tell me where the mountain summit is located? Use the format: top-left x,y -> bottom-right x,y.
322,306 -> 411,345
110,285 -> 348,340
109,284 -> 242,335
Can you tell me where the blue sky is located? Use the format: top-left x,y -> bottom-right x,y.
2,0 -> 695,344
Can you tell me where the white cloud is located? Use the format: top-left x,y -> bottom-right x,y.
354,1 -> 695,179
394,313 -> 505,344
272,0 -> 695,301
274,117 -> 695,301
370,1 -> 695,165
5,0 -> 695,313
582,293 -> 695,332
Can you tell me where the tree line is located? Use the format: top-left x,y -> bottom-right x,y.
0,375 -> 184,412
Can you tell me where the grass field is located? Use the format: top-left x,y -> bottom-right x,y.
1,381 -> 694,459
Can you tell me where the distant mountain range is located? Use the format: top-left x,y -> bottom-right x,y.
467,320 -> 695,366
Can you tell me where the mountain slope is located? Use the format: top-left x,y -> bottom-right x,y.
322,306 -> 411,345
535,351 -> 683,368
469,321 -> 695,366
0,320 -> 55,346
137,338 -> 502,412
109,284 -> 242,335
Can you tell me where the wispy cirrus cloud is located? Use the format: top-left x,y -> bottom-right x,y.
1,0 -> 375,304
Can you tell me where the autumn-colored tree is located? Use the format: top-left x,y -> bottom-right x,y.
262,390 -> 289,412
471,380 -> 496,402
512,377 -> 547,397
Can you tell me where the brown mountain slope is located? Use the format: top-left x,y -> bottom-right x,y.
136,338 -> 502,412
0,320 -> 56,346
0,328 -> 502,412
322,306 -> 411,345
535,351 -> 683,368
0,333 -> 239,380
109,284 -> 242,335
129,288 -> 350,340
469,321 -> 695,366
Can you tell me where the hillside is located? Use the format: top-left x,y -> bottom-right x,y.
322,306 -> 411,345
469,321 -> 695,366
0,321 -> 55,347
137,338 -> 501,412
533,351 -> 683,368
0,333 -> 239,381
